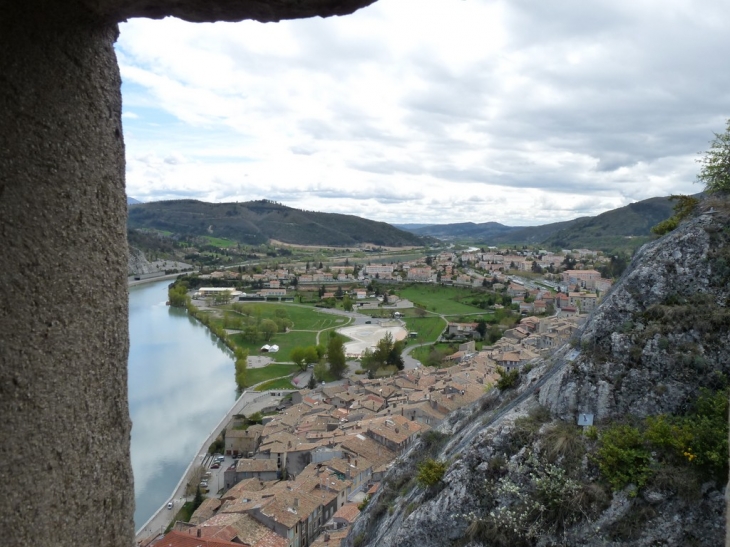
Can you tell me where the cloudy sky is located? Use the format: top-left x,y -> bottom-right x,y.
117,0 -> 730,226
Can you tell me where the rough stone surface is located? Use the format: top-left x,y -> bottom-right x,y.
0,8 -> 134,547
347,208 -> 730,547
0,1 -> 378,546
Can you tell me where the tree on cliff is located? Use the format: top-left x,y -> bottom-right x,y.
697,118 -> 730,194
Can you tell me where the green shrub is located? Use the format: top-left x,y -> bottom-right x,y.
496,367 -> 520,390
596,424 -> 652,492
417,458 -> 447,488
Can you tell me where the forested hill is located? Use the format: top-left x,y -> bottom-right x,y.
400,195 -> 677,252
127,199 -> 428,247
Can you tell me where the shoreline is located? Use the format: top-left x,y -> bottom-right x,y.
134,386 -> 296,543
128,272 -> 183,288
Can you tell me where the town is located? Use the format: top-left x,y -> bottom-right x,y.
144,245 -> 615,547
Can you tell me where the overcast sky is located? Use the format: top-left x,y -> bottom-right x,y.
117,0 -> 730,226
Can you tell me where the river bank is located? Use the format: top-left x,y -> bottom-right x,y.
128,272 -> 182,287
134,387 -> 295,544
128,281 -> 240,529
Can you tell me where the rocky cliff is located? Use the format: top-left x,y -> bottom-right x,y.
128,246 -> 153,276
347,200 -> 729,547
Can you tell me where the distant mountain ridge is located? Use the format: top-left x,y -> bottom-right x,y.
399,195 -> 677,252
127,199 -> 428,247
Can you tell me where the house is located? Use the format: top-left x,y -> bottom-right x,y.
365,415 -> 427,454
225,425 -> 263,457
225,458 -> 279,487
562,269 -> 601,288
331,503 -> 360,529
407,267 -> 434,281
447,322 -> 478,338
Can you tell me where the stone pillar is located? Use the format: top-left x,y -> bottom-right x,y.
0,5 -> 133,546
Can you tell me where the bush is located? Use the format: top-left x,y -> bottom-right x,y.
417,458 -> 447,488
596,424 -> 652,492
496,367 -> 520,390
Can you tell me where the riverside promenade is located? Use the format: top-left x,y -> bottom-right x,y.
134,386 -> 295,545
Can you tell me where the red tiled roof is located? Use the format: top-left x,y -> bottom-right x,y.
153,530 -> 242,547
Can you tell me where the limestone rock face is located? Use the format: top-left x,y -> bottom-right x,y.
542,209 -> 730,422
128,246 -> 153,275
347,206 -> 730,547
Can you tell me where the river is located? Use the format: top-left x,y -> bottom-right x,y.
128,280 -> 237,529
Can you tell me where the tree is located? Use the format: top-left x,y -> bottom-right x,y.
186,465 -> 207,497
260,319 -> 278,341
168,283 -> 190,307
234,350 -> 248,390
193,485 -> 204,510
327,332 -> 347,379
342,296 -> 353,312
290,347 -> 307,371
313,361 -> 328,382
562,255 -> 577,270
304,346 -> 320,367
475,319 -> 487,338
697,118 -> 730,194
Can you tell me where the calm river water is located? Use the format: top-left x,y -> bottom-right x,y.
128,280 -> 236,530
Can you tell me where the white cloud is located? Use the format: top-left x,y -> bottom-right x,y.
117,0 -> 730,226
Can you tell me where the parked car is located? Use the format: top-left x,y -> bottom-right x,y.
167,502 -> 173,510
210,462 -> 220,469
199,480 -> 208,487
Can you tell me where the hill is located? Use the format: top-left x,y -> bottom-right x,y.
399,196 -> 676,252
127,196 -> 141,205
348,198 -> 730,547
127,199 -> 427,247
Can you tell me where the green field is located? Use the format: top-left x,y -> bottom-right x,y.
403,316 -> 446,344
397,285 -> 486,315
244,364 -> 298,387
200,236 -> 238,248
229,303 -> 347,331
230,330 -> 317,362
411,342 -> 459,367
255,377 -> 299,391
220,303 -> 352,362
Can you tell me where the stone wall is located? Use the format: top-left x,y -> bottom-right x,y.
0,1 -> 375,546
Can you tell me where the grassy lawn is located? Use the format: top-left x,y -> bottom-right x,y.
228,303 -> 346,331
411,342 -> 459,366
245,364 -> 298,387
200,236 -> 237,248
403,316 -> 446,344
219,303 -> 352,362
255,377 -> 299,391
396,285 -> 486,315
230,330 -> 317,362
166,501 -> 195,532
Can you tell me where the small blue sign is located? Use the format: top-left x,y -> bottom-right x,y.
577,413 -> 594,426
